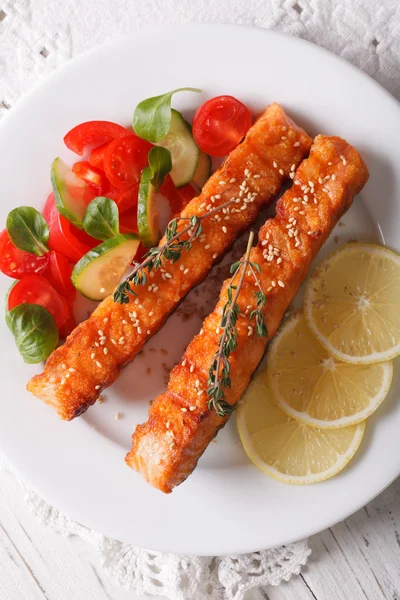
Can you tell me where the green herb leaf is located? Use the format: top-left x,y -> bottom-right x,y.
6,304 -> 59,364
133,87 -> 201,143
83,197 -> 119,241
6,206 -> 49,256
148,147 -> 172,190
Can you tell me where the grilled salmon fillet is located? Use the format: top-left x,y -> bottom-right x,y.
27,103 -> 311,420
126,134 -> 369,493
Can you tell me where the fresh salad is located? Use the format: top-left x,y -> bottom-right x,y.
2,90 -> 252,364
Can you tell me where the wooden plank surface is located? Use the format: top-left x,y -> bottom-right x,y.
0,470 -> 399,599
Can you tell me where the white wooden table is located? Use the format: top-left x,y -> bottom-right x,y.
1,470 -> 399,600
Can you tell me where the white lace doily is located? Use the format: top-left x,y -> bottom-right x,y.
1,1 -> 399,598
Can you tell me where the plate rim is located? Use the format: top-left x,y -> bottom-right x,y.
0,23 -> 399,556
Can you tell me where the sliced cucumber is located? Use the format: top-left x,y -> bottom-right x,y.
192,151 -> 212,189
137,167 -> 159,248
72,234 -> 140,301
157,109 -> 200,188
51,158 -> 88,229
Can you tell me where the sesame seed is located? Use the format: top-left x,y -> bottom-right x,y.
122,319 -> 127,325
199,328 -> 204,335
267,286 -> 272,292
277,257 -> 282,264
137,326 -> 142,334
222,226 -> 227,233
197,390 -> 203,396
247,326 -> 253,336
100,287 -> 105,293
69,368 -> 75,372
182,359 -> 187,367
134,298 -> 139,305
322,187 -> 329,193
213,253 -> 218,259
91,353 -> 95,359
103,347 -> 108,355
295,239 -> 301,247
149,271 -> 155,278
303,195 -> 308,202
308,181 -> 313,188
278,280 -> 285,288
181,407 -> 187,412
95,342 -> 99,347
166,420 -> 170,429
65,373 -> 70,379
204,244 -> 211,250
115,413 -> 120,420
95,385 -> 101,390
180,265 -> 184,271
119,336 -> 124,343
271,280 -> 276,287
282,126 -> 287,131
183,268 -> 189,275
190,365 -> 194,373
62,363 -> 66,369
294,141 -> 300,147
215,194 -> 221,200
230,178 -> 236,183
189,406 -> 196,411
152,286 -> 159,292
199,202 -> 206,210
195,379 -> 200,388
253,174 -> 261,179
328,161 -> 333,166
216,327 -> 220,334
279,169 -> 284,175
244,168 -> 250,176
281,136 -> 287,140
219,180 -> 226,185
291,163 -> 296,172
98,330 -> 103,336
299,210 -> 306,215
148,311 -> 153,317
294,206 -> 300,212
95,360 -> 102,368
325,175 -> 331,181
314,198 -> 318,204
273,161 -> 278,169
331,174 -> 336,181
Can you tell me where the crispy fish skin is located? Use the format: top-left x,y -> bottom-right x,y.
27,103 -> 312,420
126,135 -> 369,493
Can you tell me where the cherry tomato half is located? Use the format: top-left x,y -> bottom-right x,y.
103,134 -> 153,190
0,229 -> 49,279
44,250 -> 76,303
8,275 -> 69,329
192,95 -> 252,157
160,176 -> 196,218
64,121 -> 130,156
106,183 -> 139,214
72,161 -> 109,196
43,193 -> 98,263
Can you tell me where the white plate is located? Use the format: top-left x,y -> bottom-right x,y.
0,24 -> 399,556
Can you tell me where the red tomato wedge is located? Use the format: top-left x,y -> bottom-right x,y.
106,183 -> 139,214
0,229 -> 49,279
119,208 -> 138,234
72,161 -> 109,196
193,95 -> 252,157
43,193 -> 98,263
44,251 -> 76,303
103,134 -> 153,190
8,275 -> 69,329
64,121 -> 130,156
160,176 -> 196,218
89,141 -> 110,170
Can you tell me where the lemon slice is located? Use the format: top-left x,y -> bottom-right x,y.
304,244 -> 400,364
237,374 -> 365,484
267,314 -> 392,428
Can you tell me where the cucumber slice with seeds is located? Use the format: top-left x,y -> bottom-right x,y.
72,234 -> 140,301
51,158 -> 89,229
192,151 -> 211,188
137,167 -> 159,248
157,110 -> 200,188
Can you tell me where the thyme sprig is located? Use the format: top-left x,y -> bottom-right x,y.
207,232 -> 268,417
114,198 -> 237,304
